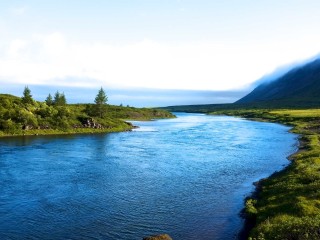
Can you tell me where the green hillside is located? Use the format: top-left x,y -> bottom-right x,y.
0,92 -> 174,137
236,58 -> 320,107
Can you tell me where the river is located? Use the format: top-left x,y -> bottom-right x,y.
0,113 -> 297,240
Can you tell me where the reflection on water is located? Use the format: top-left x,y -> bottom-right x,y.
0,113 -> 297,240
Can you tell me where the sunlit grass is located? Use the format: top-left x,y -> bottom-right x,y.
270,109 -> 320,117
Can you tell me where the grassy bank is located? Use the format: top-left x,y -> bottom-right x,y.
0,122 -> 133,137
0,94 -> 175,137
210,109 -> 320,239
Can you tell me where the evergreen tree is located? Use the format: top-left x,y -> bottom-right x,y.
22,86 -> 33,104
60,92 -> 67,105
45,94 -> 53,106
54,91 -> 60,105
53,91 -> 67,106
94,87 -> 108,117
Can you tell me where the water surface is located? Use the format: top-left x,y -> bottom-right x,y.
0,113 -> 297,239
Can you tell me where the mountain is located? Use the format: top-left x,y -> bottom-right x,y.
162,56 -> 320,112
236,58 -> 320,107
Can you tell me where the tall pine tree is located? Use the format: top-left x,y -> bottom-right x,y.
94,87 -> 108,118
53,91 -> 67,106
22,86 -> 34,104
45,93 -> 53,106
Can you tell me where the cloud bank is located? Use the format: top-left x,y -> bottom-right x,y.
1,32 -> 319,91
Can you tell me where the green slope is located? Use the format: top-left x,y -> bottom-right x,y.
0,93 -> 175,137
236,58 -> 320,107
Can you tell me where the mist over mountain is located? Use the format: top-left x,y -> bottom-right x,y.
250,53 -> 320,88
236,57 -> 320,107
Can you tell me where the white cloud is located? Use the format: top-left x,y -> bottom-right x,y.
0,32 -> 319,90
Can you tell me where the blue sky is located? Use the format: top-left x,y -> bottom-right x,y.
1,1 -> 320,106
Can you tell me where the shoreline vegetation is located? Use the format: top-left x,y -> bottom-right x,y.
209,109 -> 320,240
0,88 -> 175,138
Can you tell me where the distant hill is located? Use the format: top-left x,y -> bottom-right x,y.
236,58 -> 320,107
162,57 -> 320,112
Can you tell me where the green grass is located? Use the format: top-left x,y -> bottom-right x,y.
270,109 -> 320,117
210,109 -> 320,239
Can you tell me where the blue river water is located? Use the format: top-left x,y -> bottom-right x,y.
0,113 -> 297,240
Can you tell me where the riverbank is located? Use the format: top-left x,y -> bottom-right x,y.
0,93 -> 175,138
0,123 -> 134,138
210,109 -> 320,239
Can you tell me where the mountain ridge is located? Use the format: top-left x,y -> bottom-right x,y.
236,58 -> 320,107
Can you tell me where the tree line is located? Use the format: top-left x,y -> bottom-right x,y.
22,86 -> 108,115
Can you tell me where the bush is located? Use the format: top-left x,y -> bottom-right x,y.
245,198 -> 258,219
0,119 -> 21,134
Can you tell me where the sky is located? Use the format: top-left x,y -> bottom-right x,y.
1,0 -> 320,106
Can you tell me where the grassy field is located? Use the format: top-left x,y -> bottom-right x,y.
270,109 -> 320,118
210,109 -> 320,239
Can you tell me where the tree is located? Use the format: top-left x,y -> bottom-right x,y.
53,91 -> 67,106
54,91 -> 60,105
60,92 -> 67,105
94,87 -> 108,117
22,86 -> 33,104
45,94 -> 53,106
